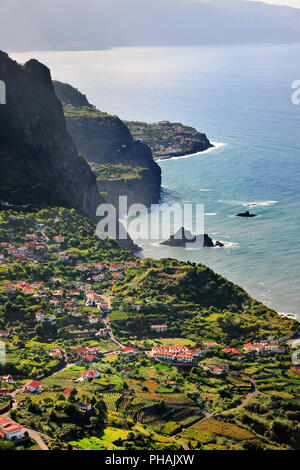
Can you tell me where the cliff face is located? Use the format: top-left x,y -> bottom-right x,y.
53,81 -> 161,210
0,52 -> 138,251
0,52 -> 103,220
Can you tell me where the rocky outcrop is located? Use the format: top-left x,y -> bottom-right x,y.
0,53 -> 102,218
160,227 -> 215,248
53,81 -> 162,210
236,210 -> 257,218
0,52 -> 138,251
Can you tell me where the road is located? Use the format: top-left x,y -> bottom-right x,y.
101,295 -> 124,349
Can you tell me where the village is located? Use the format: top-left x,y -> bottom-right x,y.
0,206 -> 299,450
125,120 -> 212,159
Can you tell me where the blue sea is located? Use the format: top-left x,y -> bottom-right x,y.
12,44 -> 300,319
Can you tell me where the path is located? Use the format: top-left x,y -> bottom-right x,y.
101,295 -> 124,349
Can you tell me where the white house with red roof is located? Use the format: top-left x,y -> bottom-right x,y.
0,330 -> 10,338
94,264 -> 107,272
110,264 -> 122,272
76,402 -> 92,413
151,324 -> 168,333
54,236 -> 65,243
23,380 -> 42,393
121,347 -> 134,355
93,274 -> 106,282
0,418 -> 24,441
85,292 -> 101,307
112,272 -> 124,281
58,252 -> 69,262
82,370 -> 100,380
88,314 -> 100,325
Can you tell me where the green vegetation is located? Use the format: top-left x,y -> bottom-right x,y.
0,206 -> 299,450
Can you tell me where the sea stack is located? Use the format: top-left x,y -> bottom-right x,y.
235,210 -> 257,218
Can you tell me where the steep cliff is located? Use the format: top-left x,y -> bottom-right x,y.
53,81 -> 162,210
0,52 -> 102,218
0,52 -> 138,251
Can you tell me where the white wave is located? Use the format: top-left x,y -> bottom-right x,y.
205,212 -> 217,216
213,240 -> 240,249
199,189 -> 212,192
279,312 -> 298,320
244,200 -> 278,207
156,141 -> 226,162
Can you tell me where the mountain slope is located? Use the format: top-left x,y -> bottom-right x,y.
53,81 -> 162,210
0,52 -> 138,250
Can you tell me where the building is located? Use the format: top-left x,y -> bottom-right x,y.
151,324 -> 168,333
85,292 -> 101,307
94,264 -> 107,272
96,328 -> 109,338
112,272 -> 124,281
76,402 -> 92,413
58,252 -> 69,262
88,314 -> 100,325
121,347 -> 134,355
54,236 -> 65,243
82,370 -> 100,380
23,380 -> 42,393
35,312 -> 56,323
0,419 -> 24,441
0,330 -> 9,338
98,303 -> 110,313
110,264 -> 122,272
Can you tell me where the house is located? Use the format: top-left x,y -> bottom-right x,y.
76,265 -> 89,272
82,370 -> 100,380
58,252 -> 69,262
76,402 -> 92,413
0,420 -> 24,441
243,343 -> 257,353
63,388 -> 72,397
125,262 -> 140,269
112,272 -> 124,281
23,380 -> 42,393
110,264 -> 122,272
204,342 -> 218,349
94,264 -> 107,272
35,312 -> 56,323
176,354 -> 194,363
0,254 -> 4,260
96,328 -> 109,338
264,344 -> 285,354
72,347 -> 90,357
121,368 -> 134,374
54,236 -> 65,243
93,274 -> 106,282
88,314 -> 100,325
221,348 -> 241,355
98,303 -> 110,313
121,347 -> 134,355
151,324 -> 168,333
85,292 -> 101,307
211,367 -> 224,376
0,331 -> 9,338
3,375 -> 14,384
50,351 -> 63,359
84,355 -> 97,363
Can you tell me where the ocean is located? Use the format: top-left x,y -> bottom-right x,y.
11,44 -> 300,319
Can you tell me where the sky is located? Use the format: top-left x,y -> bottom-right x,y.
250,0 -> 300,7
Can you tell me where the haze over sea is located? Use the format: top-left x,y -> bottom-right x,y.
12,44 -> 300,320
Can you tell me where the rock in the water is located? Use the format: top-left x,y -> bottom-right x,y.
160,227 -> 214,248
215,240 -> 225,247
235,210 -> 257,218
